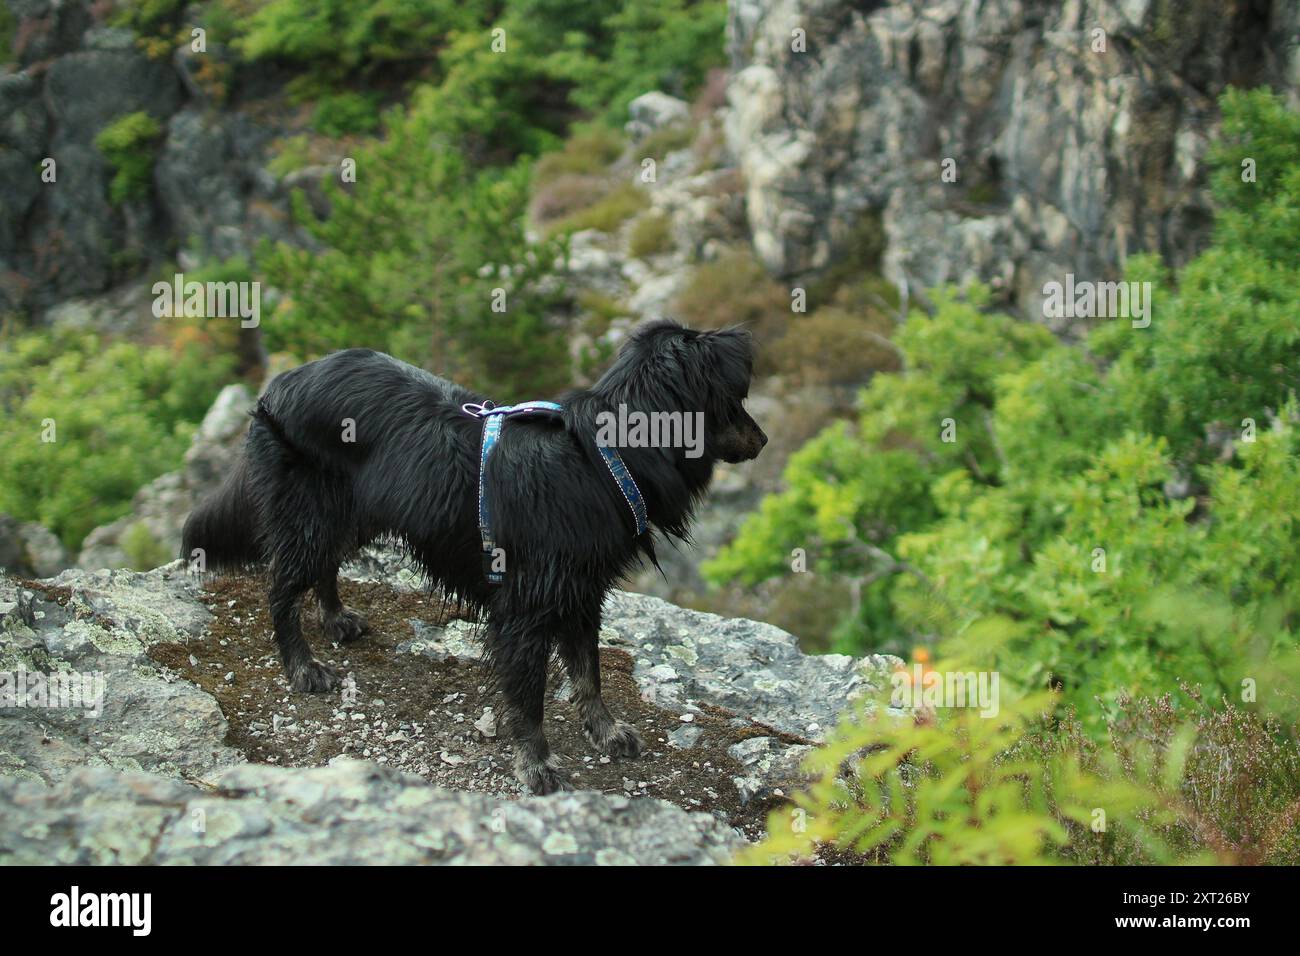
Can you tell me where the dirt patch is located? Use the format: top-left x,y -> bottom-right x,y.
145,573 -> 794,839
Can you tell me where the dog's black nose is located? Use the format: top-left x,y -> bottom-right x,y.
759,431 -> 769,448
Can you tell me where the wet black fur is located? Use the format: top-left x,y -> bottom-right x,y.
182,319 -> 766,793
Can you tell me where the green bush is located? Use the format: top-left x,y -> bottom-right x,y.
95,112 -> 164,205
673,250 -> 801,372
0,330 -> 233,551
748,605 -> 1300,865
533,125 -> 626,186
122,522 -> 172,571
238,0 -> 482,74
635,122 -> 695,161
258,89 -> 574,397
311,91 -> 382,136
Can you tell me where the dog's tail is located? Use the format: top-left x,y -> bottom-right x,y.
181,453 -> 263,572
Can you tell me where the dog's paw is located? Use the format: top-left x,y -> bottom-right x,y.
289,659 -> 343,693
585,720 -> 644,759
514,754 -> 572,795
323,607 -> 370,645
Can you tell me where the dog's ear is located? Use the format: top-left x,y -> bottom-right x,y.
699,326 -> 755,391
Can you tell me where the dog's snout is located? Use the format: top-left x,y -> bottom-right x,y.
758,430 -> 769,449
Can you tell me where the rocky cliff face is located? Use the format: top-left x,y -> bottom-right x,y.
0,0 -> 290,316
724,0 -> 1299,327
0,558 -> 896,864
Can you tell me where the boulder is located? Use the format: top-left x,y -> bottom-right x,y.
0,515 -> 70,579
0,566 -> 239,785
626,91 -> 692,140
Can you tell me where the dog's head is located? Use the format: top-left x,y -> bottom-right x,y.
600,320 -> 767,465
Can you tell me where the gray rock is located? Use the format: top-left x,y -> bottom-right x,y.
667,724 -> 704,749
601,589 -> 897,741
0,1 -> 294,313
0,547 -> 899,862
0,73 -> 47,269
0,515 -> 70,578
0,564 -> 241,785
724,0 -> 1300,324
396,619 -> 482,662
0,759 -> 743,865
727,735 -> 813,804
626,91 -> 691,140
8,0 -> 92,67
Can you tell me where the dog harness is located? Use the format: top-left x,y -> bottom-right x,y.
462,400 -> 648,584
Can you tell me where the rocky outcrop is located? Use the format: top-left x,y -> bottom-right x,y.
0,761 -> 742,865
0,1 -> 290,316
0,566 -> 240,784
724,0 -> 1300,327
0,558 -> 896,864
601,589 -> 894,741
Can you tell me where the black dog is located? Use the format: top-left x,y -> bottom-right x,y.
182,319 -> 765,793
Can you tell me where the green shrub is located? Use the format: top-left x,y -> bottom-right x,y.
238,0 -> 480,74
531,174 -> 610,226
95,112 -> 164,205
748,609 -> 1300,865
771,295 -> 900,387
635,122 -> 694,161
0,330 -> 233,551
258,90 -> 574,397
311,91 -> 382,136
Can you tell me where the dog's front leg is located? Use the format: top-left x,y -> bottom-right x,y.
558,626 -> 644,759
486,616 -> 570,795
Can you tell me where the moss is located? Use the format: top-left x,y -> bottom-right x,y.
95,112 -> 164,205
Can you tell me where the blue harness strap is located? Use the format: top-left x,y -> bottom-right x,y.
463,400 -> 648,585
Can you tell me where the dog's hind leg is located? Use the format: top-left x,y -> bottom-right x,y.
557,621 -> 643,760
269,560 -> 342,693
316,567 -> 370,645
259,490 -> 347,693
485,613 -> 571,794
